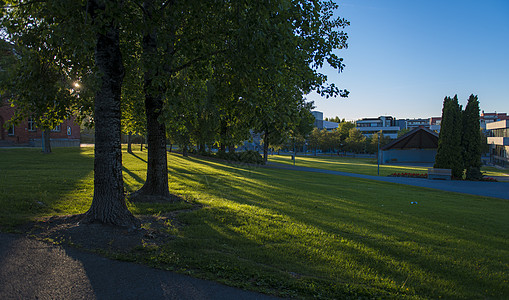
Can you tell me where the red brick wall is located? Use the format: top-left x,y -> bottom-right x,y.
0,100 -> 81,145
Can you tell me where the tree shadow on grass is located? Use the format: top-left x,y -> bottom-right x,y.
167,155 -> 509,298
128,151 -> 147,163
122,166 -> 145,186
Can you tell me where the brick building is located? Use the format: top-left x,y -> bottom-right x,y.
0,98 -> 81,147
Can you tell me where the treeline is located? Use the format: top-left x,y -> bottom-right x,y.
277,122 -> 392,154
0,0 -> 349,226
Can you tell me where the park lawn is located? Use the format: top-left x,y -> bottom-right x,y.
269,154 -> 508,179
268,154 -> 428,176
0,147 -> 508,299
482,166 -> 509,177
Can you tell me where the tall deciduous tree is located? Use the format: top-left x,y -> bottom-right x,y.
2,0 -> 139,226
308,127 -> 322,156
129,0 -> 231,201
344,128 -> 366,153
82,0 -> 138,226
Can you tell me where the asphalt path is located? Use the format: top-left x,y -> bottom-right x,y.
267,162 -> 509,200
0,233 -> 279,300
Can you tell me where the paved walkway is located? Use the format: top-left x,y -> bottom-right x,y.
0,233 -> 278,300
267,163 -> 509,200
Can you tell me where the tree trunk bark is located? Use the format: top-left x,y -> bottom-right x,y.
84,0 -> 138,227
263,130 -> 269,163
42,129 -> 51,153
131,7 -> 171,201
134,91 -> 170,199
127,131 -> 132,153
140,139 -> 143,151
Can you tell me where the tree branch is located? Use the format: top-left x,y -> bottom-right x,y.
170,49 -> 226,74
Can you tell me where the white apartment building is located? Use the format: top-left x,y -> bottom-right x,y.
355,116 -> 400,139
487,120 -> 509,167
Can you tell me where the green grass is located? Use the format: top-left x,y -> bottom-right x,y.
269,154 -> 509,179
1,147 -> 509,299
269,154 -> 429,176
482,166 -> 509,177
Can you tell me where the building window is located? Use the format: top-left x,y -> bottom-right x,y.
52,124 -> 61,132
67,126 -> 71,136
8,125 -> 14,136
28,117 -> 36,131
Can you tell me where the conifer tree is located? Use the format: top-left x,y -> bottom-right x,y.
434,95 -> 463,178
462,94 -> 482,180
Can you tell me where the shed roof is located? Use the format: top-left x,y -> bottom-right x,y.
382,127 -> 439,150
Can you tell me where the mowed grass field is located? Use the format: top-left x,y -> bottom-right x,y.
269,154 -> 508,178
1,147 -> 508,299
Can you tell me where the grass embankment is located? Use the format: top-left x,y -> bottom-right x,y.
269,154 -> 508,178
1,147 -> 508,299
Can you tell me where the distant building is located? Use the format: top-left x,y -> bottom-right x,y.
486,120 -> 509,167
480,112 -> 508,130
355,116 -> 401,139
311,111 -> 324,129
311,111 -> 339,131
381,127 -> 439,164
406,118 -> 430,130
429,117 -> 442,133
0,99 -> 81,147
323,120 -> 339,130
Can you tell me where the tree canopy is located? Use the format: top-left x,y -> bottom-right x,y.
1,0 -> 350,225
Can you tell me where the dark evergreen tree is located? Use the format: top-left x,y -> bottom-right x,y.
434,95 -> 463,178
462,94 -> 482,180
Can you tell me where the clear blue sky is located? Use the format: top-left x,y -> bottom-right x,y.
308,0 -> 509,121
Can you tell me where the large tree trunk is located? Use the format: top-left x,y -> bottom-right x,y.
133,91 -> 170,199
131,2 -> 171,201
83,0 -> 138,227
42,129 -> 51,153
127,131 -> 132,153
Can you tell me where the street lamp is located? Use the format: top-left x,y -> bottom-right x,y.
377,130 -> 381,176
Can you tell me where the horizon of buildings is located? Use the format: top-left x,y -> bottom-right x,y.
313,110 -> 509,139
